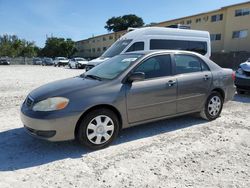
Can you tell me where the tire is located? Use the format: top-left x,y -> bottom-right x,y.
69,64 -> 72,69
200,91 -> 223,121
77,108 -> 120,150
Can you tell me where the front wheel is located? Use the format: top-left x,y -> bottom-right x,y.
200,91 -> 223,121
77,109 -> 120,150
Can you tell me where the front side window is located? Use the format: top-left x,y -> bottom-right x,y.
126,42 -> 144,52
102,39 -> 132,57
174,54 -> 204,74
134,55 -> 172,79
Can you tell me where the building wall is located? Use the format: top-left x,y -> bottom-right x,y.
223,3 -> 250,52
75,2 -> 250,58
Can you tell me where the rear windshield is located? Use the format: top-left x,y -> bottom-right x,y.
102,39 -> 132,58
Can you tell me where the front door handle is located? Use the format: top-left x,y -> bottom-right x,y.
204,75 -> 210,81
168,80 -> 176,87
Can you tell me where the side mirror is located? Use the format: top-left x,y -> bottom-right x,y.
128,72 -> 145,82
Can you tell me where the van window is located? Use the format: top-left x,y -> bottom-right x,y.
102,39 -> 132,57
134,55 -> 172,79
150,39 -> 207,55
126,42 -> 144,52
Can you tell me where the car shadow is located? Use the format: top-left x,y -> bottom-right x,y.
233,93 -> 250,103
0,115 -> 206,171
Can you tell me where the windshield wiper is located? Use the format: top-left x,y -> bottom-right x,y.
85,74 -> 103,81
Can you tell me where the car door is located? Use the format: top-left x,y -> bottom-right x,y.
173,54 -> 212,113
125,54 -> 177,123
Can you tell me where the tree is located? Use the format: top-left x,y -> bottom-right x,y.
41,37 -> 77,58
0,34 -> 38,57
104,14 -> 144,32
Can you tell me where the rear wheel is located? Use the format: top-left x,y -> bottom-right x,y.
200,91 -> 223,121
77,109 -> 120,150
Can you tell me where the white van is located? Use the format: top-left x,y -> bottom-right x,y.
85,27 -> 211,71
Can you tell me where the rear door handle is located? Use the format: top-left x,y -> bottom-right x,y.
167,80 -> 176,87
204,75 -> 210,81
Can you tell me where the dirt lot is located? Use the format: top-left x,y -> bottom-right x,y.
0,65 -> 249,188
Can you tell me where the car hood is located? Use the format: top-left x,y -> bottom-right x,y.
29,76 -> 103,101
240,62 -> 250,72
88,57 -> 110,66
77,60 -> 88,64
58,60 -> 69,62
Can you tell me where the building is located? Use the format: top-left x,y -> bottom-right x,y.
75,1 -> 250,58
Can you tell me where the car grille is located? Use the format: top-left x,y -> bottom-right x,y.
243,71 -> 250,77
25,96 -> 34,108
85,65 -> 94,71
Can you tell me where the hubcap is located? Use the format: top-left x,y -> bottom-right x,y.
86,115 -> 114,145
208,96 -> 221,117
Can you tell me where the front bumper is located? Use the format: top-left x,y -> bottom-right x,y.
20,111 -> 80,141
235,75 -> 250,91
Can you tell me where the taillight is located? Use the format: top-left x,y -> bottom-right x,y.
232,71 -> 236,81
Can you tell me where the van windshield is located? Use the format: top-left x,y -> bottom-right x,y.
102,39 -> 132,58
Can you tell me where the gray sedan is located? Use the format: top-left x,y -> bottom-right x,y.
21,50 -> 236,149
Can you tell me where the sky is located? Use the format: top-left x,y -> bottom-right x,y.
0,0 -> 248,47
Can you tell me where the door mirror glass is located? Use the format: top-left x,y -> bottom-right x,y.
128,72 -> 145,82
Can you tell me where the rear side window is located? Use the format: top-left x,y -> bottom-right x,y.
150,39 -> 207,55
174,54 -> 205,74
134,55 -> 172,79
126,42 -> 144,52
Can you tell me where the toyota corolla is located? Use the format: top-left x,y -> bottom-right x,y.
21,50 -> 236,149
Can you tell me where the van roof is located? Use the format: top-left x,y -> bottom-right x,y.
123,49 -> 206,57
121,27 -> 210,39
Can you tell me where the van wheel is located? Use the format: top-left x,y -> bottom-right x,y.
200,91 -> 223,121
77,109 -> 120,150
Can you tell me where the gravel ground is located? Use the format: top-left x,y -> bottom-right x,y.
0,65 -> 249,188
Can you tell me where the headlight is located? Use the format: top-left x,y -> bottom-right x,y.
236,68 -> 244,75
32,97 -> 69,112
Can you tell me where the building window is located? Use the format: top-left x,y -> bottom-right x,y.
92,39 -> 95,43
97,48 -> 101,52
92,48 -> 95,53
109,36 -> 113,40
196,18 -> 201,23
103,47 -> 107,51
211,14 -> 223,22
232,30 -> 248,39
103,37 -> 106,41
180,20 -> 184,24
235,8 -> 250,17
186,20 -> 192,25
203,16 -> 209,22
210,34 -> 222,41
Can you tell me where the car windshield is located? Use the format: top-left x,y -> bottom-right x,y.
75,58 -> 86,61
84,54 -> 142,80
102,39 -> 132,58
